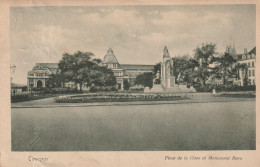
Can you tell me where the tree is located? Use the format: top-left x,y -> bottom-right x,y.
172,55 -> 190,81
212,53 -> 237,86
123,79 -> 130,90
153,63 -> 161,75
232,63 -> 248,86
48,73 -> 66,88
193,43 -> 217,91
88,66 -> 117,87
58,51 -> 96,92
135,72 -> 153,88
182,58 -> 200,86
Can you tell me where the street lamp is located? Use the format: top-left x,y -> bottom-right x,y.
10,64 -> 16,74
10,64 -> 16,96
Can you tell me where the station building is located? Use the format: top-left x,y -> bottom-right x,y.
27,48 -> 154,90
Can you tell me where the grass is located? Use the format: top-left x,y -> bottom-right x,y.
12,100 -> 255,151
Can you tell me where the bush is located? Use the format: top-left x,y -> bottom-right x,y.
193,84 -> 212,92
193,84 -> 256,92
89,86 -> 118,92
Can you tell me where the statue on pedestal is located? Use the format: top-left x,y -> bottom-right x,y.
153,71 -> 161,85
177,73 -> 184,84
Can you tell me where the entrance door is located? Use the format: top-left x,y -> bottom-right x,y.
117,83 -> 121,90
37,80 -> 43,88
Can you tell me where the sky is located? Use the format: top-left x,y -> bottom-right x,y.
10,5 -> 256,85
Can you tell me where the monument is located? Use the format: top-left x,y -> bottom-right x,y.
145,46 -> 196,93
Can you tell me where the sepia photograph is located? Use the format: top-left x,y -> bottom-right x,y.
10,5 -> 256,152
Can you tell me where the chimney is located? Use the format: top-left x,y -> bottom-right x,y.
244,48 -> 247,54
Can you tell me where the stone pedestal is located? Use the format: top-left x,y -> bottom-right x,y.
169,76 -> 175,88
150,84 -> 164,92
144,87 -> 151,93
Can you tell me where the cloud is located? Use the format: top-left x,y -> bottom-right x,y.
152,10 -> 235,30
10,6 -> 255,84
81,9 -> 145,27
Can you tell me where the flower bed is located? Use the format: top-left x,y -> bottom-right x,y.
55,93 -> 188,103
217,91 -> 255,98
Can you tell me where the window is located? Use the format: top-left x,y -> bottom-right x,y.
248,62 -> 250,67
249,70 -> 251,77
252,61 -> 254,67
252,70 -> 255,76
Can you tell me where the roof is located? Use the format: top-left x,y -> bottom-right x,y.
103,48 -> 119,64
120,64 -> 154,70
29,63 -> 59,75
235,47 -> 256,61
35,63 -> 58,69
248,47 -> 256,55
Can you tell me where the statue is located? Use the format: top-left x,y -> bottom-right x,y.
153,71 -> 161,84
177,73 -> 183,84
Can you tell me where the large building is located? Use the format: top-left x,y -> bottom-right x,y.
234,47 -> 256,86
27,48 -> 154,90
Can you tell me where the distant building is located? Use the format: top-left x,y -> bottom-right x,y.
27,63 -> 58,88
226,44 -> 237,58
27,48 -> 154,90
101,48 -> 154,90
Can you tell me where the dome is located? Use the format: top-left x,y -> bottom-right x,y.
103,48 -> 119,64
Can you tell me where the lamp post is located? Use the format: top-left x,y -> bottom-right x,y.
10,64 -> 16,96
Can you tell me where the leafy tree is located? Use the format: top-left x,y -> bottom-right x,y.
58,51 -> 96,92
153,63 -> 161,75
193,43 -> 217,91
234,63 -> 249,86
48,73 -> 66,88
212,53 -> 237,86
233,63 -> 247,81
135,72 -> 153,88
88,66 -> 117,87
182,58 -> 200,86
172,55 -> 190,80
123,79 -> 130,90
92,58 -> 102,64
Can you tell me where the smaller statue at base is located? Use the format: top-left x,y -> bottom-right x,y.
177,73 -> 184,84
153,71 -> 161,85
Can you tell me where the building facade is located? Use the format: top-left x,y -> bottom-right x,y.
27,48 -> 154,90
101,48 -> 154,90
235,47 -> 256,86
27,63 -> 58,88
